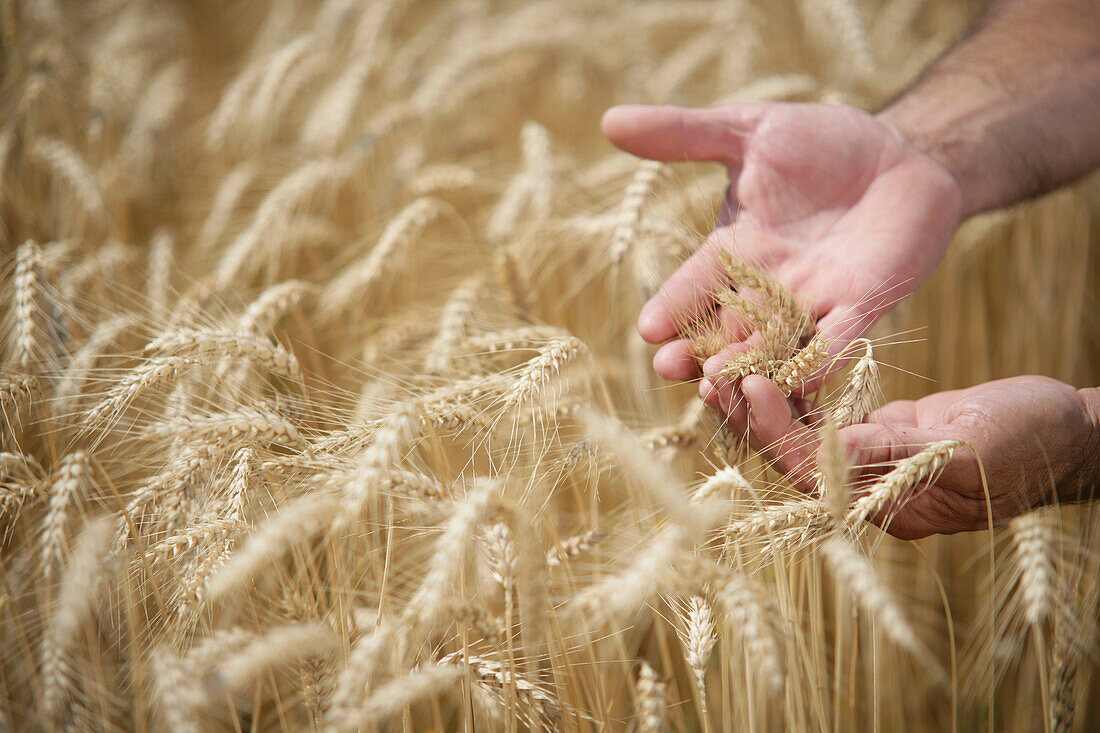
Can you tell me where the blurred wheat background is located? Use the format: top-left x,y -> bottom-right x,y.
1,0 -> 1099,730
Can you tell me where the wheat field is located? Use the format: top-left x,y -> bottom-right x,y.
1,0 -> 1099,731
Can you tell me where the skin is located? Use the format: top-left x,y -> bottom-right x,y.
601,0 -> 1100,538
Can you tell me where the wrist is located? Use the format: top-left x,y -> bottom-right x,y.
875,108 -> 974,219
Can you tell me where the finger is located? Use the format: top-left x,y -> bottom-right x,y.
864,399 -> 919,427
742,375 -> 820,491
653,339 -> 701,381
698,377 -> 724,411
638,233 -> 734,343
601,104 -> 763,167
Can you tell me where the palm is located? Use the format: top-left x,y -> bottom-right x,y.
841,377 -> 1097,538
602,103 -> 962,407
736,374 -> 1098,540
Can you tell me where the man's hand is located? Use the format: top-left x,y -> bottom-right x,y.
601,102 -> 963,418
731,374 -> 1100,540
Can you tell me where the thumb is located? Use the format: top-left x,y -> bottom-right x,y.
600,104 -> 762,167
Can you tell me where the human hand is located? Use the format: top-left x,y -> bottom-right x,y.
732,374 -> 1100,540
600,102 -> 963,419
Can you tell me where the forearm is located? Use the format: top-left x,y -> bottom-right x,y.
878,0 -> 1100,217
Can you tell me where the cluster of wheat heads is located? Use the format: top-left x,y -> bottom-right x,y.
2,0 -> 1100,731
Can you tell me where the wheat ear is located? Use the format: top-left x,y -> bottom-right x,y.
320,197 -> 449,318
830,338 -> 881,427
847,440 -> 963,526
213,623 -> 339,694
821,537 -> 923,656
635,660 -> 668,733
146,327 -> 300,380
676,595 -> 717,718
1009,510 -> 1058,629
11,240 -> 43,372
40,452 -> 92,583
609,160 -> 670,264
39,518 -> 113,726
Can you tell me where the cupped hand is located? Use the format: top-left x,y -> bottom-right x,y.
731,374 -> 1100,540
601,102 -> 963,420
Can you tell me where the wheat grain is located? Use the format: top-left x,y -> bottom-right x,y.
150,648 -> 204,733
501,337 -> 585,411
440,652 -> 563,730
404,480 -> 496,631
216,157 -> 354,288
239,279 -> 313,333
208,493 -> 341,602
83,356 -> 195,428
146,228 -> 173,324
196,162 -> 258,253
717,250 -> 810,343
146,408 -> 304,447
772,333 -> 829,394
713,569 -> 785,693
